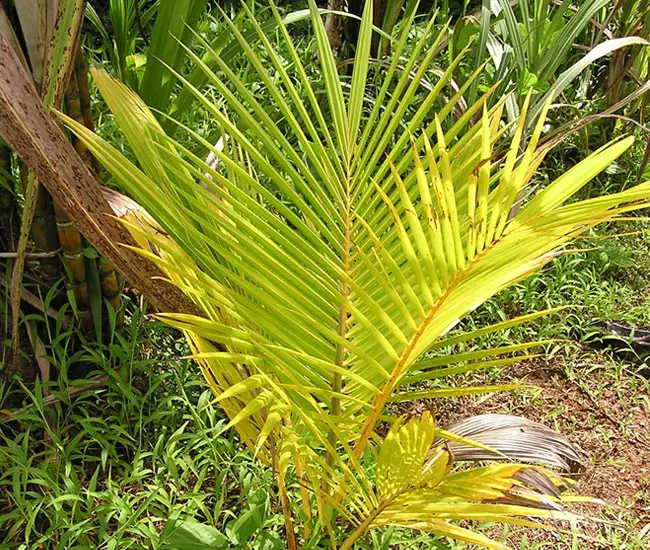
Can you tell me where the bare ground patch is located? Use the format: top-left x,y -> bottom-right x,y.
419,349 -> 650,548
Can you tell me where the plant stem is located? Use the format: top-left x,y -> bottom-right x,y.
272,437 -> 298,550
99,258 -> 124,331
0,251 -> 60,258
326,210 -> 351,469
339,502 -> 387,550
9,169 -> 39,369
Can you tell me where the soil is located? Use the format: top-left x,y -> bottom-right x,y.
424,349 -> 650,548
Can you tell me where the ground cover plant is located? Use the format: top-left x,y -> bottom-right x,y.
1,0 -> 650,549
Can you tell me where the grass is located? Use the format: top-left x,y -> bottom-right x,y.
0,304 -> 286,548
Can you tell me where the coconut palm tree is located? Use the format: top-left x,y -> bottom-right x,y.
19,0 -> 650,547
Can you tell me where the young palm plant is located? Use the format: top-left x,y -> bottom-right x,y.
61,1 -> 650,547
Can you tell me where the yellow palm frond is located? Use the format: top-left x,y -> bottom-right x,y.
59,1 -> 649,547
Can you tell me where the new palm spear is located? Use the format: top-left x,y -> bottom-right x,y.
61,1 -> 650,547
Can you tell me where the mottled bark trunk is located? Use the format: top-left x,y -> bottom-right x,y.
325,0 -> 347,56
0,33 -> 202,318
326,0 -> 389,56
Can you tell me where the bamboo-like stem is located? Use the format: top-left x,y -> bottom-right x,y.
73,42 -> 124,332
65,68 -> 95,169
52,198 -> 91,329
73,43 -> 101,177
74,45 -> 94,132
99,258 -> 123,331
59,61 -> 97,332
52,71 -> 92,329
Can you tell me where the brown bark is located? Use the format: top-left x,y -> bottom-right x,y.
325,0 -> 347,56
326,1 -> 390,57
0,33 -> 201,317
371,0 -> 387,56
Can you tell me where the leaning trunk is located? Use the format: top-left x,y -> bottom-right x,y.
0,31 -> 202,317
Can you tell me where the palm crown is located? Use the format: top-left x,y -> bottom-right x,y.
61,1 -> 650,547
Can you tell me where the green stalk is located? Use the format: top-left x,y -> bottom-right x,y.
74,45 -> 94,131
73,43 -> 124,332
53,198 -> 91,330
99,258 -> 123,332
9,168 -> 39,369
60,69 -> 94,331
65,68 -> 95,169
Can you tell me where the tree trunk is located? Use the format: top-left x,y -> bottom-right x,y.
0,33 -> 202,318
325,1 -> 390,56
371,0 -> 387,56
325,0 -> 347,56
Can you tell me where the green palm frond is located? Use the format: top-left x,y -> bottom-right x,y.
59,1 -> 650,547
